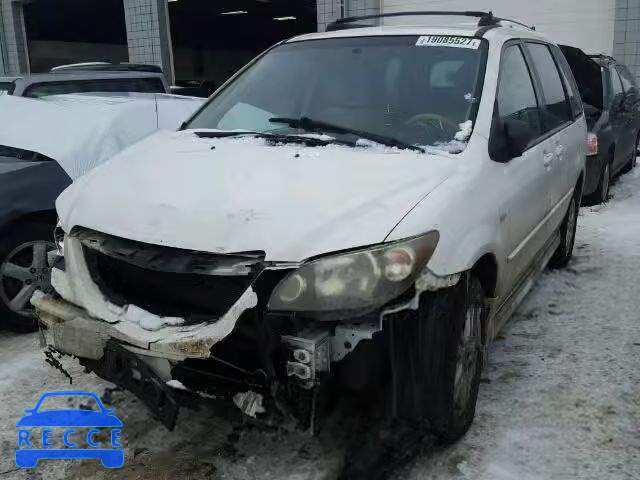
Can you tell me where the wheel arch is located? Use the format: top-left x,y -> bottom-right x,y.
470,253 -> 498,299
0,209 -> 57,235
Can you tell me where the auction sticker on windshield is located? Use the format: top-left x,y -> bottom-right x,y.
15,391 -> 124,469
415,36 -> 481,49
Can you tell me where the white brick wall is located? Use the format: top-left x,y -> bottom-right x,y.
614,0 -> 640,79
383,0 -> 616,56
123,0 -> 174,82
0,0 -> 29,75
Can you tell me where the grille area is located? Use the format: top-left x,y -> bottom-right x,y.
81,234 -> 261,322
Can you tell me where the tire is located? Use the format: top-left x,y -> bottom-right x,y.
586,160 -> 611,205
0,220 -> 56,332
622,132 -> 639,174
385,274 -> 485,443
549,192 -> 578,269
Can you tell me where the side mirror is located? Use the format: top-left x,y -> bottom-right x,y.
503,118 -> 535,159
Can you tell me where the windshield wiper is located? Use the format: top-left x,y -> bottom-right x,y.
269,116 -> 425,153
194,130 -> 333,146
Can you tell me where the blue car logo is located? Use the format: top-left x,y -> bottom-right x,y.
15,391 -> 123,468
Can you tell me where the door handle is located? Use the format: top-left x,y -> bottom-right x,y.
543,152 -> 554,168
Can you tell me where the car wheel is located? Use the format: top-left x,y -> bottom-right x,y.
0,221 -> 56,332
339,277 -> 485,478
622,132 -> 639,174
549,193 -> 578,269
385,274 -> 485,443
434,275 -> 485,442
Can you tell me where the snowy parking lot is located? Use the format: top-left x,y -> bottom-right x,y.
1,170 -> 639,480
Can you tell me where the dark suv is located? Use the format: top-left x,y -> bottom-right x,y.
560,46 -> 640,204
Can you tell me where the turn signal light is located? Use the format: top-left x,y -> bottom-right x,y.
587,133 -> 598,157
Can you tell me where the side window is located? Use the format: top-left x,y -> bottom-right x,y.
497,45 -> 543,141
526,43 -> 573,130
551,46 -> 584,119
611,69 -> 624,97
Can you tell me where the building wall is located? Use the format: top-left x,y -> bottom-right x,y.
28,40 -> 128,73
613,0 -> 640,80
123,0 -> 174,82
0,0 -> 30,75
383,0 -> 616,55
317,0 -> 381,31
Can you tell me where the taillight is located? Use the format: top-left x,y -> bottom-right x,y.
587,133 -> 598,157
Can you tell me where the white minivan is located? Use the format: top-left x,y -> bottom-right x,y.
37,11 -> 586,448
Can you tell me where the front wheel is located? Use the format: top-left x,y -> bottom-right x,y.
549,193 -> 578,269
386,274 -> 485,443
0,221 -> 56,332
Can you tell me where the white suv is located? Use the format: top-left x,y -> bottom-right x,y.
37,12 -> 586,442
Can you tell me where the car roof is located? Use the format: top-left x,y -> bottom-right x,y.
286,22 -> 552,45
12,70 -> 165,83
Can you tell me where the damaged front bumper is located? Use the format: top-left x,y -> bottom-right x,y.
35,229 -> 463,432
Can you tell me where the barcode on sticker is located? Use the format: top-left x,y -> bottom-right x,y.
415,36 -> 481,49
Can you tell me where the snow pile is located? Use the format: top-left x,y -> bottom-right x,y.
107,302 -> 185,331
454,120 -> 474,142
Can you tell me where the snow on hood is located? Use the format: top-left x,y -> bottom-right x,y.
57,130 -> 457,261
0,94 -> 203,180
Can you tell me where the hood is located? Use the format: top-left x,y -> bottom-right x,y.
0,95 -> 203,180
58,131 -> 456,261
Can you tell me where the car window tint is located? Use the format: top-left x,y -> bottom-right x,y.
429,60 -> 465,87
527,43 -> 573,130
189,36 -> 487,149
497,45 -> 542,139
552,46 -> 584,119
23,77 -> 165,98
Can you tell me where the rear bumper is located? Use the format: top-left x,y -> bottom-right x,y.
583,153 -> 606,197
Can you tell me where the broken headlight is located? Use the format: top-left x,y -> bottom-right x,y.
268,231 -> 439,316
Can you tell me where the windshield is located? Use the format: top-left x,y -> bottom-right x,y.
187,36 -> 487,150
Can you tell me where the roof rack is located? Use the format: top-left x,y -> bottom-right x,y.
326,11 -> 535,32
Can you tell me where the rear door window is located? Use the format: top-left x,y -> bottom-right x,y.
551,46 -> 583,119
526,42 -> 573,131
23,77 -> 166,98
496,45 -> 543,141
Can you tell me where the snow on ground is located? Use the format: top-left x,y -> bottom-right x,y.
1,170 -> 640,479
